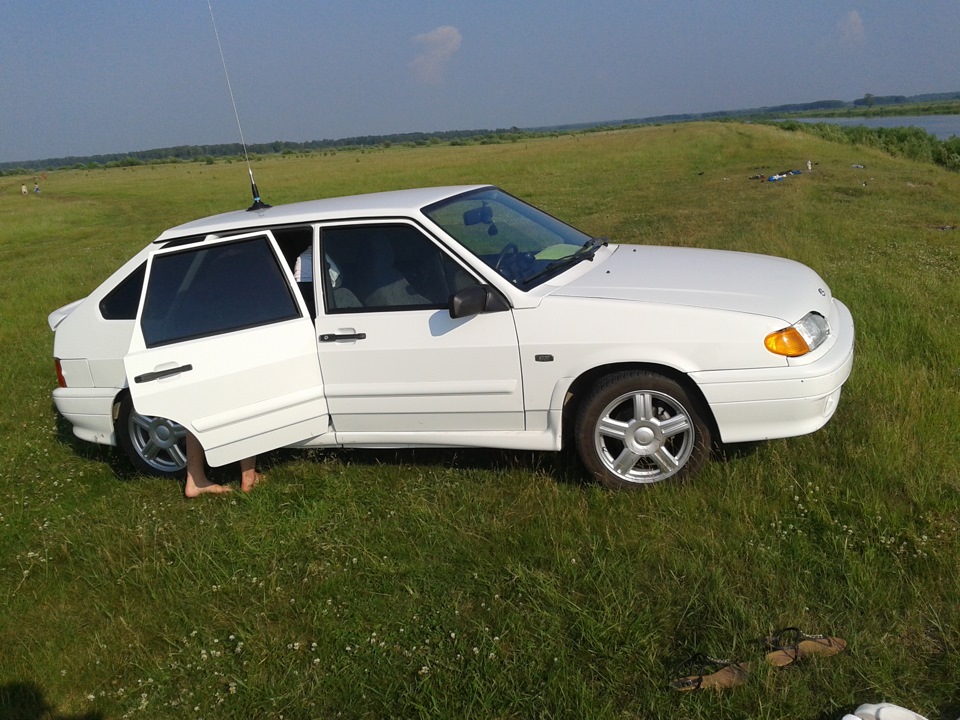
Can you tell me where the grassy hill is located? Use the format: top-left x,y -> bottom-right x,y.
1,123 -> 958,719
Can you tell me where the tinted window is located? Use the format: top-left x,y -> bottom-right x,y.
141,236 -> 301,347
99,262 -> 146,320
321,224 -> 475,313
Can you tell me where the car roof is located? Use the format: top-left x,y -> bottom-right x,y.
155,185 -> 490,242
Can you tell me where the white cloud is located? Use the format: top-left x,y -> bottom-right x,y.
838,10 -> 866,48
409,26 -> 462,84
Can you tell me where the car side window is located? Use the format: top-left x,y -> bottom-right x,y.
321,224 -> 475,313
273,226 -> 316,319
99,262 -> 146,320
140,236 -> 301,347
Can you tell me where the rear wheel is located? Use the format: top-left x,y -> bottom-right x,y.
116,393 -> 187,478
575,371 -> 711,489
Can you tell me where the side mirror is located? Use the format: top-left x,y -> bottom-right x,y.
448,284 -> 510,319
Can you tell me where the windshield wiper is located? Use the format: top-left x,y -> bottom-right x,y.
576,236 -> 609,256
519,237 -> 609,286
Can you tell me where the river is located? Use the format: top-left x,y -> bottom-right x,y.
790,115 -> 960,140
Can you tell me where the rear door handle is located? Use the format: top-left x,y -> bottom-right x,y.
319,332 -> 367,342
134,364 -> 193,384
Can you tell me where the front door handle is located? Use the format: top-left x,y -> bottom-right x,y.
134,364 -> 193,384
319,332 -> 367,342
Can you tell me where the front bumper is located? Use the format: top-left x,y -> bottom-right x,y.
691,300 -> 855,444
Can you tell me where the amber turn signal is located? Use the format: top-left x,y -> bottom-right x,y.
764,328 -> 811,357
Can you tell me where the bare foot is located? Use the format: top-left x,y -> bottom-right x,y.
241,471 -> 264,493
184,475 -> 233,498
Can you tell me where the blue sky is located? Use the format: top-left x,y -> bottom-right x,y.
3,1 -> 959,163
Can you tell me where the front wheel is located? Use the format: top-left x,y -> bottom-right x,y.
116,393 -> 187,478
575,371 -> 711,489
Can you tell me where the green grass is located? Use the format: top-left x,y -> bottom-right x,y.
2,123 -> 959,719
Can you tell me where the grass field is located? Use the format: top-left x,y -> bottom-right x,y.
1,123 -> 959,719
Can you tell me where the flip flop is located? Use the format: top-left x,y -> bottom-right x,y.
851,702 -> 929,720
669,654 -> 749,691
761,627 -> 847,667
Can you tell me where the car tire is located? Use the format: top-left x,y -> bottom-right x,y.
116,392 -> 188,478
575,370 -> 711,489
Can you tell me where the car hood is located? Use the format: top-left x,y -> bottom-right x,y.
550,245 -> 831,323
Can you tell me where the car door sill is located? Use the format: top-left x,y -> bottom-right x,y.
327,429 -> 559,452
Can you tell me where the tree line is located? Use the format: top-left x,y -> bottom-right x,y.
0,127 -> 542,175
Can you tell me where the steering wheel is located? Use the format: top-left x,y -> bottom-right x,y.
494,242 -> 519,272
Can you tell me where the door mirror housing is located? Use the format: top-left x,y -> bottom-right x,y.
448,284 -> 510,319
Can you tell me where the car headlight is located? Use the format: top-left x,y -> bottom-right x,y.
764,312 -> 830,357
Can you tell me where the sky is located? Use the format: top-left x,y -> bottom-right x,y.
3,1 -> 960,164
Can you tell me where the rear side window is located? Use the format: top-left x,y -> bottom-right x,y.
99,262 -> 145,320
140,236 -> 301,347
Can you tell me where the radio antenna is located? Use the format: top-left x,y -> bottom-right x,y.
207,0 -> 270,211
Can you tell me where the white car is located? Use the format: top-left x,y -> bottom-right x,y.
49,185 -> 854,489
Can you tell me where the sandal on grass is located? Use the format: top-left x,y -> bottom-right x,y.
851,702 -> 929,720
669,654 -> 749,691
761,627 -> 847,667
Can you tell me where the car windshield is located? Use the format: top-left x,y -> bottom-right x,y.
423,187 -> 598,288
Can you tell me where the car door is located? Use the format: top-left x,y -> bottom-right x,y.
314,221 -> 525,436
124,231 -> 330,467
